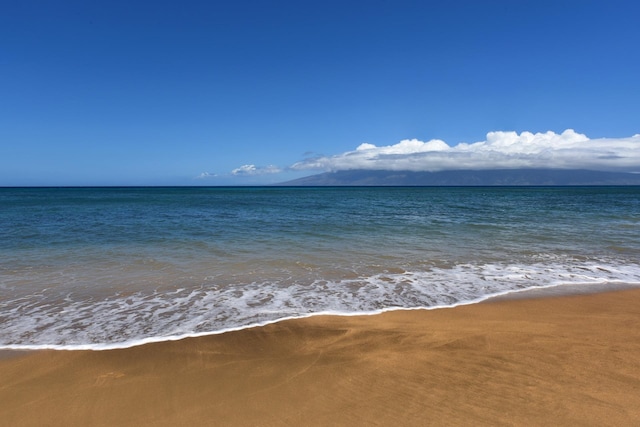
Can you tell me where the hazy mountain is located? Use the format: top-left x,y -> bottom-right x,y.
280,169 -> 640,186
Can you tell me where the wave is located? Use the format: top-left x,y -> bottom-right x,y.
2,258 -> 639,351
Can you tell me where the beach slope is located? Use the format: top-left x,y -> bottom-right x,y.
2,289 -> 640,426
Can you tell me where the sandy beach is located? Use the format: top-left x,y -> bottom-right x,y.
2,288 -> 640,426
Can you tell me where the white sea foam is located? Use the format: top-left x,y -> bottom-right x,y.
2,258 -> 639,351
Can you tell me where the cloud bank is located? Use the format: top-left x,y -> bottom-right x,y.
291,130 -> 640,173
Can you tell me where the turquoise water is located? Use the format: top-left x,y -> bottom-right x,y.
1,186 -> 639,349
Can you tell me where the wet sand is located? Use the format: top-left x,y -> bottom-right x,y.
2,288 -> 640,426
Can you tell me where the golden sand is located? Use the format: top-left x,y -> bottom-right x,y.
2,289 -> 640,426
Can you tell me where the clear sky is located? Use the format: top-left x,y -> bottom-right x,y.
2,0 -> 639,185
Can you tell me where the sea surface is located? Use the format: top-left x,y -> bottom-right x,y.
1,186 -> 639,350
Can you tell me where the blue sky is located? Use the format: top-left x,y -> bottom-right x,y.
1,0 -> 639,185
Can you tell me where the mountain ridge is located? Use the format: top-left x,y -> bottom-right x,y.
280,169 -> 640,186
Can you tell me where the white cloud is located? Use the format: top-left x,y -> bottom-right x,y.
196,172 -> 217,179
356,138 -> 450,154
291,130 -> 640,173
231,164 -> 282,176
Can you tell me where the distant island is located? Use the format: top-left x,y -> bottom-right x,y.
280,169 -> 640,186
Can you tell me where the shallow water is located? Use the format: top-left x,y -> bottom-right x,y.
1,186 -> 639,349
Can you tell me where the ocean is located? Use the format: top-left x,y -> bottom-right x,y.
1,186 -> 639,350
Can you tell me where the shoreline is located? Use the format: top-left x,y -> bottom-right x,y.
2,288 -> 640,426
3,281 -> 638,354
484,280 -> 640,301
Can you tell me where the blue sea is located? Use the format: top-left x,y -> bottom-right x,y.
1,186 -> 639,350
